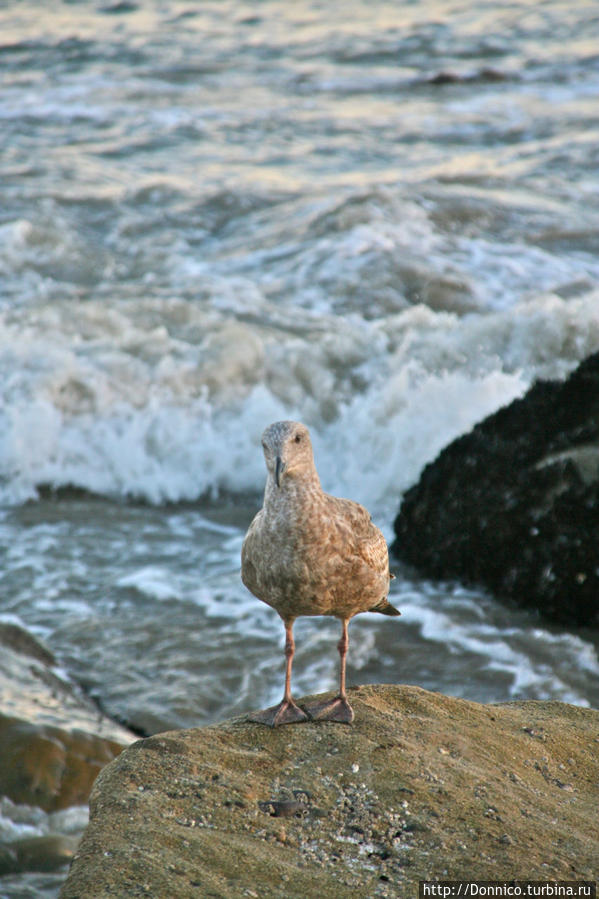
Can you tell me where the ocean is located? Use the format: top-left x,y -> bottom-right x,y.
1,1 -> 599,895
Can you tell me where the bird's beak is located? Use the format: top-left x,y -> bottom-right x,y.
275,456 -> 285,488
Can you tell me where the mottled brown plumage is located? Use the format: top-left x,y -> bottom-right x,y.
241,420 -> 400,726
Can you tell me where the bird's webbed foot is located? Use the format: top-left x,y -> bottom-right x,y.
305,695 -> 354,724
248,697 -> 310,727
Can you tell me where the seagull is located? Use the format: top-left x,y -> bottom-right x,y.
241,420 -> 400,726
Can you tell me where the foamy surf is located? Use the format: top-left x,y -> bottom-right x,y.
2,293 -> 598,512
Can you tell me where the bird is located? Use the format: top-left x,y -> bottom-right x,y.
241,420 -> 400,726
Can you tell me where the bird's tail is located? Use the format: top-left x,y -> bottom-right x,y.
371,598 -> 401,617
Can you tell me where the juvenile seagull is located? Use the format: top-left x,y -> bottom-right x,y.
241,420 -> 400,726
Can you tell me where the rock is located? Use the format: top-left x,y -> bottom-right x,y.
0,623 -> 136,812
60,685 -> 598,898
392,351 -> 599,626
0,835 -> 80,876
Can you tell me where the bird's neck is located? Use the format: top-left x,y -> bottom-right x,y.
264,469 -> 322,512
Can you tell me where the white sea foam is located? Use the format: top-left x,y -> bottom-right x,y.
1,291 -> 598,515
117,567 -> 182,602
0,796 -> 88,852
315,365 -> 527,526
398,593 -> 599,706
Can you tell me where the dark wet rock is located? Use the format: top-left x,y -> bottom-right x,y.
0,624 -> 136,812
0,835 -> 80,875
60,685 -> 598,898
392,352 -> 599,626
428,67 -> 510,86
0,622 -> 56,666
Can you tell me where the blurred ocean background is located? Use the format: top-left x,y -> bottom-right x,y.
1,1 -> 599,895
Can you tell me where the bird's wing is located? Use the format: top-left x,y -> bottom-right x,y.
240,508 -> 264,593
357,521 -> 390,575
328,496 -> 389,576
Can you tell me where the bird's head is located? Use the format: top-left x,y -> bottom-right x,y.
261,420 -> 316,488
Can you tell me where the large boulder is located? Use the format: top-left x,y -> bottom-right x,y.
393,352 -> 599,626
60,685 -> 598,898
0,622 -> 135,812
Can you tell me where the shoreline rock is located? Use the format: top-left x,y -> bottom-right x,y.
0,834 -> 81,877
392,352 -> 599,626
0,622 -> 135,812
60,685 -> 598,898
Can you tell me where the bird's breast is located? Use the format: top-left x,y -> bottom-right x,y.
241,485 -> 390,620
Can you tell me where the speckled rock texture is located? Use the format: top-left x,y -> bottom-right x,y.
60,685 -> 598,898
393,352 -> 599,626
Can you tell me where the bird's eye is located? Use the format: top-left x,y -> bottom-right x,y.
294,434 -> 302,443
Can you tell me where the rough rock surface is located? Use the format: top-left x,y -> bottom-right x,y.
393,352 -> 599,625
61,685 -> 598,898
0,622 -> 135,812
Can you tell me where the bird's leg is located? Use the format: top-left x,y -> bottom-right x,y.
305,619 -> 354,724
338,618 -> 349,699
249,620 -> 310,726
